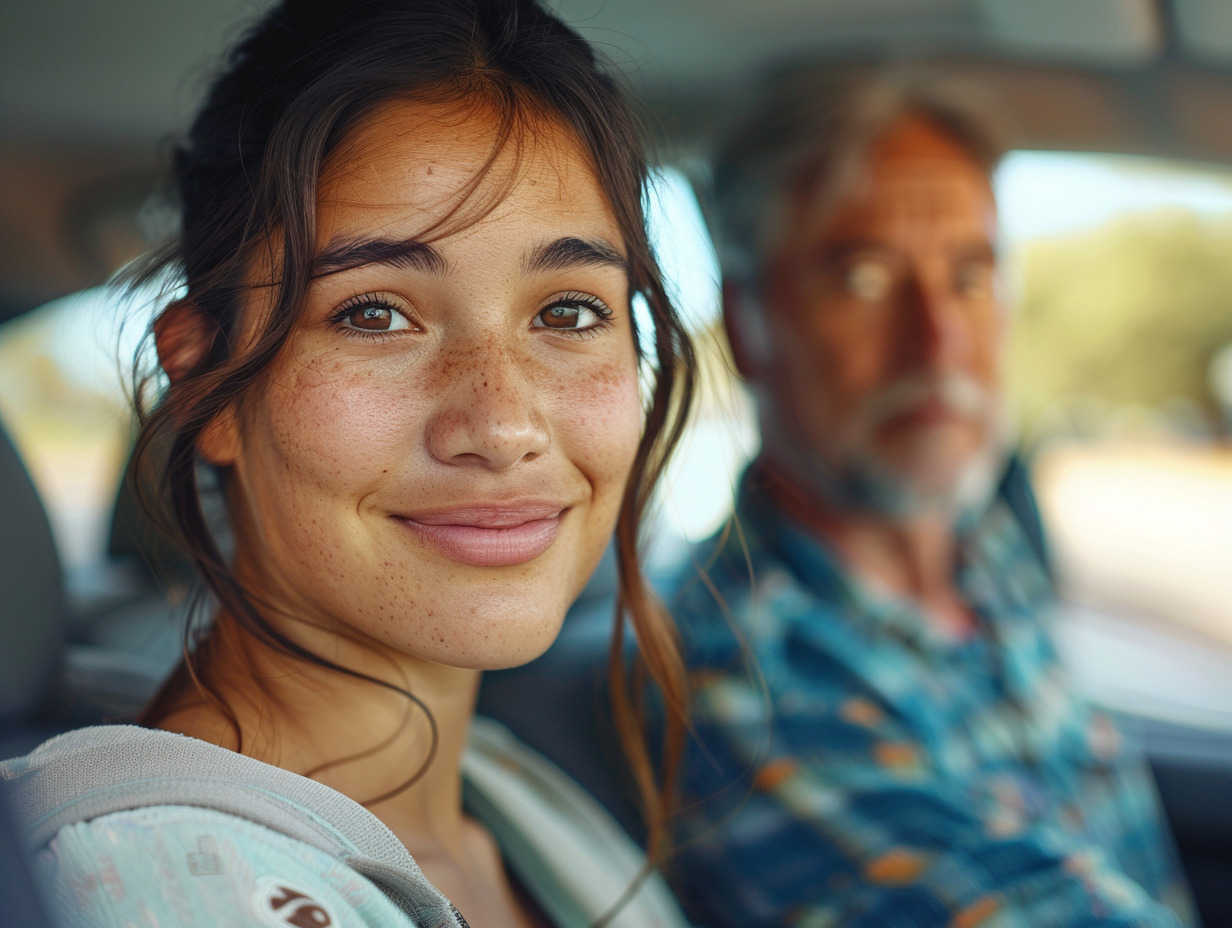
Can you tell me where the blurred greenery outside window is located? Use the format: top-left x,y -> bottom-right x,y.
998,152 -> 1232,442
0,284 -> 158,572
2,157 -> 1232,654
996,153 -> 1232,658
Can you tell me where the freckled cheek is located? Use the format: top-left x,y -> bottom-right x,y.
548,359 -> 642,489
259,361 -> 423,494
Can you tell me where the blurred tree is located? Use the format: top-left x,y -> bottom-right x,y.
1006,211 -> 1232,441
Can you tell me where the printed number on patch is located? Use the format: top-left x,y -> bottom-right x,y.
253,876 -> 336,927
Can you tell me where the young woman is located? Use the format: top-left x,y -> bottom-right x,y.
1,2 -> 696,926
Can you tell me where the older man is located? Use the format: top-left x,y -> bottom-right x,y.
666,70 -> 1195,928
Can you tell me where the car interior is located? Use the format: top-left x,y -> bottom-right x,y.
3,1 -> 1232,925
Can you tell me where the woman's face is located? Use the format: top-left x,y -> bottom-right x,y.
201,100 -> 642,670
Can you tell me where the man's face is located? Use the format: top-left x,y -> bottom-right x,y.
748,116 -> 1005,518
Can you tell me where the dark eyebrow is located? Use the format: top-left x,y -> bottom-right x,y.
313,237 -> 449,277
525,236 -> 627,275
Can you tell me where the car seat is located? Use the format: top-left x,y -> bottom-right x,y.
0,422 -> 82,926
0,420 -> 66,758
0,416 -> 177,759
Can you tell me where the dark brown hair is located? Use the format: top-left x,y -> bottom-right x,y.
128,0 -> 694,862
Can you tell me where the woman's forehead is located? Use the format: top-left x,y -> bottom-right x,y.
316,98 -> 619,246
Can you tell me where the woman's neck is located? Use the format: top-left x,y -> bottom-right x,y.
155,616 -> 551,926
155,614 -> 481,860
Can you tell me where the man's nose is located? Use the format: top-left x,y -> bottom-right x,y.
424,337 -> 550,471
899,270 -> 972,370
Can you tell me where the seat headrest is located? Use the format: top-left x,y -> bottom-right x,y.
0,420 -> 65,723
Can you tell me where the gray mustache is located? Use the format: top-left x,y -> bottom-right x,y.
856,373 -> 993,430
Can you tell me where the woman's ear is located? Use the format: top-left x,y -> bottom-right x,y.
153,299 -> 215,385
153,299 -> 241,466
197,407 -> 242,467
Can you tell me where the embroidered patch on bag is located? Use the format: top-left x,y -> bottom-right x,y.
186,835 -> 223,876
252,876 -> 336,927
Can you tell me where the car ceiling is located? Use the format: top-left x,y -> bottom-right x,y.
4,0 -> 1232,317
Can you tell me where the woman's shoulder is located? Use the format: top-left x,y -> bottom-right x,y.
35,803 -> 421,928
4,724 -> 392,855
5,725 -> 466,928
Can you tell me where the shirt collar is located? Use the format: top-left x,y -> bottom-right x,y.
732,463 -> 1040,654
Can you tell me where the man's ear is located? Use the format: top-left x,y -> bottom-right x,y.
722,278 -> 772,383
153,299 -> 241,466
153,299 -> 215,385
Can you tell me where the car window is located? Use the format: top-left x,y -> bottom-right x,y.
996,151 -> 1232,729
0,285 -> 160,572
1000,152 -> 1232,637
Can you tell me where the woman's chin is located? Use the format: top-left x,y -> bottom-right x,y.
434,625 -> 565,672
408,598 -> 571,672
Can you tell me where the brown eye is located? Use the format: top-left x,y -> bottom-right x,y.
533,296 -> 610,332
333,297 -> 413,334
538,304 -> 583,329
348,306 -> 393,330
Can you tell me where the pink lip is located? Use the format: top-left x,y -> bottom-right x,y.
393,501 -> 566,567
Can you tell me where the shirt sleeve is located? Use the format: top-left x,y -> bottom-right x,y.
672,669 -> 1189,928
32,805 -> 426,928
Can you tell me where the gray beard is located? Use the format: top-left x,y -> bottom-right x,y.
762,371 -> 1006,523
830,440 -> 1003,522
764,419 -> 1006,525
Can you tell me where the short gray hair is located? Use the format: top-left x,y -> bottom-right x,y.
708,65 -> 1008,284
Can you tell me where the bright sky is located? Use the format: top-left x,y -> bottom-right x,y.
996,151 -> 1232,245
645,168 -> 722,332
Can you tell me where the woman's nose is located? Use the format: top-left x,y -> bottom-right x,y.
424,339 -> 550,471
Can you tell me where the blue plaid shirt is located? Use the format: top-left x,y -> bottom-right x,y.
663,466 -> 1196,928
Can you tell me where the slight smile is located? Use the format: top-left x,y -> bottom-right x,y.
394,502 -> 567,567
